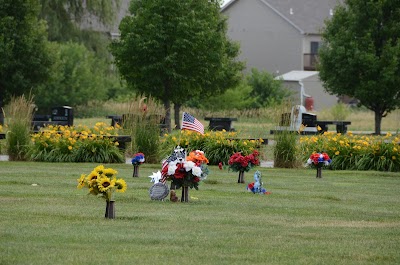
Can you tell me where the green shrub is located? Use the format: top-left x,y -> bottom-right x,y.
125,114 -> 161,164
272,102 -> 301,168
331,102 -> 351,121
274,130 -> 300,168
120,97 -> 164,164
4,95 -> 35,161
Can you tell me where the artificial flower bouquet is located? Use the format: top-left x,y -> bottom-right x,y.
77,165 -> 127,202
307,152 -> 332,168
131,152 -> 145,166
162,149 -> 209,190
228,150 -> 260,172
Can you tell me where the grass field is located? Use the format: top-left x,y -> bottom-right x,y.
1,162 -> 399,265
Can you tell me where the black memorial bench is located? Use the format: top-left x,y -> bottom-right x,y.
315,121 -> 351,134
204,117 -> 237,131
32,106 -> 74,132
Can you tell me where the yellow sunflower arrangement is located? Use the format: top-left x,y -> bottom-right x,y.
77,165 -> 127,202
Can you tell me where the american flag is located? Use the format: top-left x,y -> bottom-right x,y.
160,159 -> 168,183
182,112 -> 204,134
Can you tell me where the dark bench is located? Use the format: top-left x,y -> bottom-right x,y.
31,106 -> 73,132
205,117 -> 237,131
106,115 -> 122,127
315,121 -> 351,133
104,135 -> 131,150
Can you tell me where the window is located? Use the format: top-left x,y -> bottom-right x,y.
310,41 -> 321,54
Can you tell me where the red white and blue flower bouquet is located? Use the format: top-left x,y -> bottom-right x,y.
307,152 -> 332,178
131,152 -> 145,177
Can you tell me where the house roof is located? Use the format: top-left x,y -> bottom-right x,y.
275,71 -> 319,81
221,0 -> 342,34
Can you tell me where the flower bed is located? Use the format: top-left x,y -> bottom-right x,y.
299,132 -> 399,171
160,130 -> 264,165
29,122 -> 125,163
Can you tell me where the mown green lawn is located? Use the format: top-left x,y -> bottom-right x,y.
1,162 -> 399,265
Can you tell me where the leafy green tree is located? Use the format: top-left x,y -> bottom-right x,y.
191,81 -> 254,111
0,0 -> 53,111
110,0 -> 244,131
318,0 -> 400,134
34,42 -> 114,112
39,0 -> 121,58
246,68 -> 291,108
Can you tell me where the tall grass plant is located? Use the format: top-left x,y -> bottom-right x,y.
122,97 -> 164,163
272,101 -> 301,168
4,94 -> 35,161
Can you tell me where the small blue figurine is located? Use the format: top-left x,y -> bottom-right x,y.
247,170 -> 270,194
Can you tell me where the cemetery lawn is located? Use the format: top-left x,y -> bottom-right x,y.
1,162 -> 399,265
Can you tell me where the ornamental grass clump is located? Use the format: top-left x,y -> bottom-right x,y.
29,122 -> 124,163
122,97 -> 163,163
272,102 -> 301,168
4,95 -> 35,161
77,165 -> 127,202
299,132 -> 400,171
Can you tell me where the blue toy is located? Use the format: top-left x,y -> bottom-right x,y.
247,170 -> 270,194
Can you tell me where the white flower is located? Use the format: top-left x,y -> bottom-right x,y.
148,171 -> 162,184
168,162 -> 177,175
191,166 -> 202,177
184,161 -> 195,172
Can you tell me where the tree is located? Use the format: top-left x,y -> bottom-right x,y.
39,0 -> 121,57
110,0 -> 244,131
34,42 -> 112,113
0,0 -> 53,111
246,68 -> 291,108
318,0 -> 400,134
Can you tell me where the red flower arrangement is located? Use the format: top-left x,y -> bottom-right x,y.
307,152 -> 332,168
228,150 -> 260,172
161,150 -> 209,190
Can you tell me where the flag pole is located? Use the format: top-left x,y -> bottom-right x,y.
179,111 -> 185,146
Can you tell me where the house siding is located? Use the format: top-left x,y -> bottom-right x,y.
223,0 -> 303,74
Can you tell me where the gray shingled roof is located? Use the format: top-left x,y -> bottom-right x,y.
222,0 -> 343,34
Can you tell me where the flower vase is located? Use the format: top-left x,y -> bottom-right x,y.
238,171 -> 245,183
181,186 -> 189,202
133,165 -> 139,178
316,167 -> 322,178
105,200 -> 115,219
